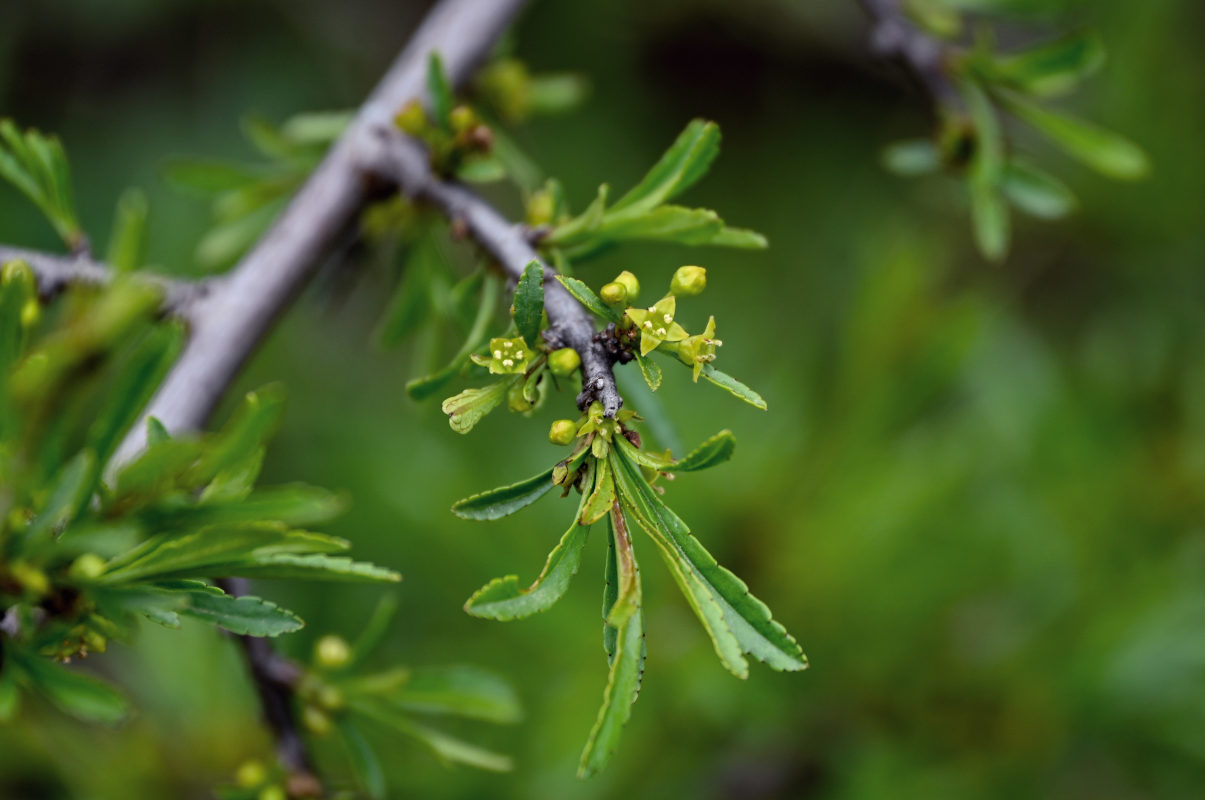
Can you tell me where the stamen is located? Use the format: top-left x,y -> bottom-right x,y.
494,350 -> 503,358
663,314 -> 673,324
502,358 -> 514,367
503,341 -> 513,348
656,327 -> 667,336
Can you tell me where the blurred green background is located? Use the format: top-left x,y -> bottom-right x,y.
3,0 -> 1205,797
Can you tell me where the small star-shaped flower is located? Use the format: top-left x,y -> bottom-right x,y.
675,315 -> 721,381
625,296 -> 689,357
471,337 -> 531,374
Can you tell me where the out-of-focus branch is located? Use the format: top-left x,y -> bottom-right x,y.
112,0 -> 532,467
856,0 -> 960,109
362,132 -> 624,416
0,245 -> 210,316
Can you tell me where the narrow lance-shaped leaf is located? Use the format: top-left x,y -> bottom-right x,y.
426,53 -> 454,130
465,465 -> 596,620
613,450 -> 807,675
998,90 -> 1150,180
203,553 -> 401,584
452,465 -> 556,520
578,502 -> 645,779
12,652 -> 130,725
350,700 -> 512,772
554,275 -> 622,324
1001,159 -> 1077,220
337,719 -> 387,800
389,665 -> 522,724
513,260 -> 545,349
609,119 -> 720,215
441,380 -> 510,434
989,32 -> 1105,97
698,363 -> 768,410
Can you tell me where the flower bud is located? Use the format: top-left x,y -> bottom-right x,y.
318,685 -> 345,712
508,381 -> 534,413
549,419 -> 577,446
69,553 -> 106,581
394,100 -> 428,136
449,105 -> 477,134
548,348 -> 581,376
526,190 -> 555,226
670,265 -> 707,296
599,282 -> 627,306
302,705 -> 333,737
235,760 -> 267,788
614,270 -> 640,301
314,635 -> 351,670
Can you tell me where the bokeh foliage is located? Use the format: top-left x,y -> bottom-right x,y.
2,0 -> 1204,798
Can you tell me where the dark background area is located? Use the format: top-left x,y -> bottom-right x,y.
2,0 -> 1205,797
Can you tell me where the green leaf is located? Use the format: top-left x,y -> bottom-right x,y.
669,429 -> 736,472
16,654 -> 130,724
635,353 -> 662,392
456,155 -> 508,184
882,139 -> 942,176
578,505 -> 644,778
390,665 -> 521,724
86,323 -> 183,479
452,466 -> 556,520
280,110 -> 353,145
465,465 -> 594,620
146,484 -> 347,532
347,593 -> 400,670
580,458 -> 615,526
610,119 -> 720,215
106,188 -> 149,272
545,184 -> 609,246
190,385 -> 287,483
612,452 -> 807,677
351,700 -> 512,771
161,159 -> 266,195
0,121 -> 82,247
527,73 -> 590,115
337,719 -> 386,800
411,272 -> 502,401
1001,159 -> 1077,219
165,581 -> 304,636
698,364 -> 767,410
708,225 -> 769,249
999,91 -> 1150,179
0,665 -> 19,722
970,175 -> 1010,262
213,554 -> 401,583
440,381 -> 510,434
553,275 -> 622,324
513,260 -> 545,349
427,53 -> 454,130
990,32 -> 1105,97
376,235 -> 436,349
24,450 -> 95,548
100,526 -> 350,583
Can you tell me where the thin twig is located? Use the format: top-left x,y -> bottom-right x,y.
0,245 -> 209,316
111,0 -> 533,466
361,132 -> 624,416
856,0 -> 960,109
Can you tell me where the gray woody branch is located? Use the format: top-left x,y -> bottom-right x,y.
360,131 -> 624,416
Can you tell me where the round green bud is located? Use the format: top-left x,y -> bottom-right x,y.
670,265 -> 707,296
302,705 -> 333,737
69,553 -> 107,581
549,419 -> 577,446
614,270 -> 640,301
449,104 -> 477,134
313,635 -> 351,670
20,298 -> 39,328
599,282 -> 627,306
507,381 -> 533,413
395,100 -> 428,136
258,786 -> 287,800
318,685 -> 346,712
10,561 -> 49,596
526,190 -> 555,227
235,760 -> 267,788
548,348 -> 581,377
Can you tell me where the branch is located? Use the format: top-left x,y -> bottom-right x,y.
112,0 -> 532,466
0,245 -> 210,316
362,132 -> 624,416
857,0 -> 960,109
219,578 -> 321,798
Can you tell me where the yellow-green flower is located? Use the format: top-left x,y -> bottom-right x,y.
676,315 -> 721,381
472,337 -> 531,374
625,296 -> 689,356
